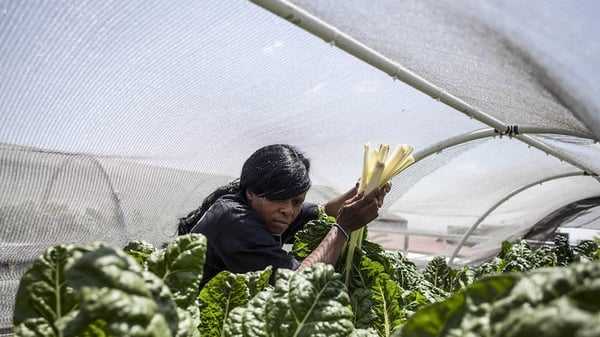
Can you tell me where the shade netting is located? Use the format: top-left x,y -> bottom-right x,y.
1,0 -> 599,330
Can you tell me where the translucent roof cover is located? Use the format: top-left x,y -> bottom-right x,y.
1,0 -> 599,329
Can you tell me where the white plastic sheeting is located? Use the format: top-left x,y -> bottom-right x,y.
1,0 -> 599,329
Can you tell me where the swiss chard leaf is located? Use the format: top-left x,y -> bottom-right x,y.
532,245 -> 557,268
448,266 -> 475,293
554,234 -> 575,266
370,274 -> 405,337
351,288 -> 375,330
399,261 -> 600,337
61,245 -> 182,337
573,239 -> 599,261
123,240 -> 157,266
147,234 -> 206,312
489,262 -> 600,337
265,264 -> 355,337
243,266 -> 272,298
474,257 -> 501,279
499,240 -> 535,273
291,216 -> 334,260
223,290 -> 270,337
397,274 -> 517,337
221,264 -> 360,337
13,243 -> 99,337
423,257 -> 450,291
384,251 -> 421,290
199,272 -> 249,337
351,328 -> 380,337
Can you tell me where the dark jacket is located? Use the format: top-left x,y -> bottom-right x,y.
190,192 -> 319,287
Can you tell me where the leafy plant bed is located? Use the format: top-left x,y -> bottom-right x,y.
12,213 -> 600,336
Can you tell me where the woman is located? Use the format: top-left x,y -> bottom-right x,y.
179,144 -> 388,287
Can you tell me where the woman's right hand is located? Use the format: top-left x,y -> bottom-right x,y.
335,186 -> 388,233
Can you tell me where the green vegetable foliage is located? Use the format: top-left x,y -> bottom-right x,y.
12,212 -> 600,337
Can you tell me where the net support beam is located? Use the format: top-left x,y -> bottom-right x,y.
250,0 -> 600,176
448,171 -> 592,264
413,129 -> 495,162
414,126 -> 597,162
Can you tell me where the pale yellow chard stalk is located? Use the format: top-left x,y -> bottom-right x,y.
343,143 -> 415,287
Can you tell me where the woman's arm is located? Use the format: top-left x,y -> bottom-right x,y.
298,186 -> 384,269
322,183 -> 359,217
322,181 -> 391,218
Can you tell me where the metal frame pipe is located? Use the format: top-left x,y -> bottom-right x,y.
251,0 -> 600,176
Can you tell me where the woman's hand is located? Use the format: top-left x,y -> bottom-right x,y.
297,182 -> 392,271
322,182 -> 359,217
377,181 -> 392,208
336,183 -> 391,233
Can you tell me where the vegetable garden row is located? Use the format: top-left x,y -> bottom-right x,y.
13,211 -> 600,336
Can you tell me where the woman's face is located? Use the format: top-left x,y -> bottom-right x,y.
246,190 -> 307,236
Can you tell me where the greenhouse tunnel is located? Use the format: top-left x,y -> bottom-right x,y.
1,0 -> 599,334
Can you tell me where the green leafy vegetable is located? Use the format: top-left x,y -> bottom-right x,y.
147,234 -> 207,314
123,240 -> 157,266
370,274 -> 405,337
554,234 -> 575,266
61,245 -> 181,337
224,291 -> 270,337
291,214 -> 336,260
351,288 -> 376,330
224,264 -> 358,337
423,257 -> 451,291
13,244 -> 83,337
14,221 -> 600,337
243,266 -> 273,298
398,261 -> 600,337
13,237 -> 206,337
199,267 -> 271,337
573,239 -> 599,261
199,272 -> 249,337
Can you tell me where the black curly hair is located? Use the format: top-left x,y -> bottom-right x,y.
177,144 -> 311,235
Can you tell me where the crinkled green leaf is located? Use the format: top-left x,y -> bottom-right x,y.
474,257 -> 501,279
573,239 -> 599,261
424,257 -> 451,291
382,251 -> 421,291
61,245 -> 179,337
244,266 -> 272,297
398,274 -> 517,337
223,290 -> 270,337
351,254 -> 386,289
448,266 -> 475,293
13,243 -> 101,336
494,297 -> 590,337
12,317 -> 56,337
199,271 -> 249,337
554,234 -> 575,266
499,240 -> 535,273
175,307 -> 202,337
123,240 -> 157,266
224,264 -> 358,337
400,289 -> 430,315
291,216 -> 334,260
490,262 -> 600,337
266,264 -> 354,337
370,274 -> 405,337
400,261 -> 600,337
351,288 -> 375,330
147,234 -> 206,311
532,245 -> 557,268
489,261 -> 600,324
576,313 -> 600,337
490,263 -> 600,337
